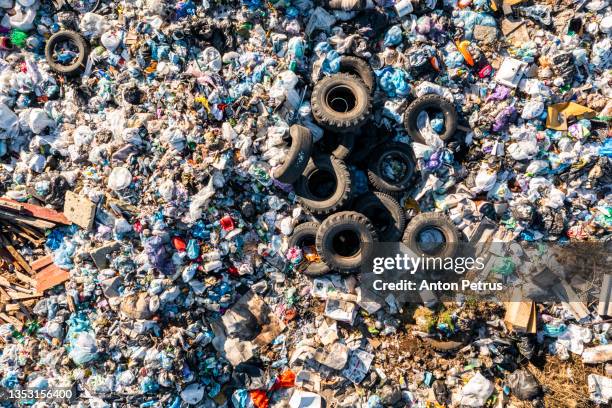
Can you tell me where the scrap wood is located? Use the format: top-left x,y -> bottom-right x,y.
31,255 -> 54,271
0,232 -> 34,274
35,263 -> 70,293
0,312 -> 23,330
0,210 -> 57,230
0,197 -> 70,225
2,222 -> 45,245
5,292 -> 42,301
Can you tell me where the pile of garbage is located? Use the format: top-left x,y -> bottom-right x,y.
0,0 -> 611,405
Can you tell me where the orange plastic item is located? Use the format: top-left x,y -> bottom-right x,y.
269,370 -> 296,392
249,390 -> 269,408
430,56 -> 440,71
456,40 -> 475,66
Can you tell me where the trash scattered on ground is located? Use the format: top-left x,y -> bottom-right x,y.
0,0 -> 611,405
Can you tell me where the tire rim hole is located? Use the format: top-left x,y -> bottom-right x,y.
307,169 -> 336,200
326,85 -> 356,113
298,236 -> 321,263
332,230 -> 360,257
362,207 -> 391,233
423,107 -> 447,134
417,227 -> 446,255
380,153 -> 409,183
318,132 -> 342,153
52,40 -> 80,66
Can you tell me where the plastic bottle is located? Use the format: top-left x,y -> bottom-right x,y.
456,40 -> 474,66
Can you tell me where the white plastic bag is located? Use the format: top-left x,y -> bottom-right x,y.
107,167 -> 132,191
459,372 -> 494,407
69,332 -> 99,365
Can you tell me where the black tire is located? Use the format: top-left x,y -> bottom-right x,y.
367,142 -> 416,195
339,56 -> 375,92
294,155 -> 352,215
346,122 -> 393,165
425,333 -> 470,353
353,192 -> 406,242
311,73 -> 371,131
404,94 -> 457,144
402,212 -> 459,259
288,222 -> 330,276
45,31 -> 88,75
316,211 -> 378,273
315,130 -> 356,160
272,125 -> 313,184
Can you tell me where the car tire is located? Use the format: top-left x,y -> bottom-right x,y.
288,222 -> 330,276
402,212 -> 459,259
316,130 -> 356,160
45,30 -> 88,75
272,125 -> 313,184
339,56 -> 375,92
404,94 -> 457,144
316,211 -> 378,273
367,142 -> 416,195
294,155 -> 352,215
311,73 -> 371,131
353,192 -> 406,242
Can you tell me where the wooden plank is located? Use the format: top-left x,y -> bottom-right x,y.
0,312 -> 23,330
13,270 -> 36,286
31,255 -> 54,271
3,223 -> 43,245
4,304 -> 21,312
35,264 -> 70,293
0,233 -> 34,275
4,292 -> 41,300
0,201 -> 23,212
0,211 -> 57,229
0,197 -> 70,225
0,286 -> 10,303
553,281 -> 589,320
9,221 -> 46,239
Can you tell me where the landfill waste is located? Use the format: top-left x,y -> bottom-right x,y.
0,0 -> 611,405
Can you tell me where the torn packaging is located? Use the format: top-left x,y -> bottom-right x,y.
216,291 -> 286,365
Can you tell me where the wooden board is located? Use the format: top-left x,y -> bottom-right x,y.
0,197 -> 70,225
35,264 -> 70,293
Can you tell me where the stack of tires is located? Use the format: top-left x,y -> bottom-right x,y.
276,56 -> 460,276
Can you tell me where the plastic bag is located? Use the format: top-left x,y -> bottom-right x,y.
107,167 -> 132,191
68,332 -> 99,365
508,369 -> 541,400
459,372 -> 494,407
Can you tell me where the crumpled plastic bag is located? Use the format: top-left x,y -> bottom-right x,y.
0,103 -> 19,138
107,167 -> 132,191
187,178 -> 216,222
473,163 -> 497,193
414,82 -> 454,101
416,110 -> 444,148
521,100 -> 544,119
68,332 -> 99,365
79,13 -> 109,38
306,7 -> 336,36
508,369 -> 541,400
383,25 -> 403,47
27,109 -> 55,134
180,383 -> 205,405
507,138 -> 538,160
377,67 -> 411,98
459,372 -> 494,407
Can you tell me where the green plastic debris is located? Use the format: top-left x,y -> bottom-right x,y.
10,29 -> 28,49
492,257 -> 515,276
